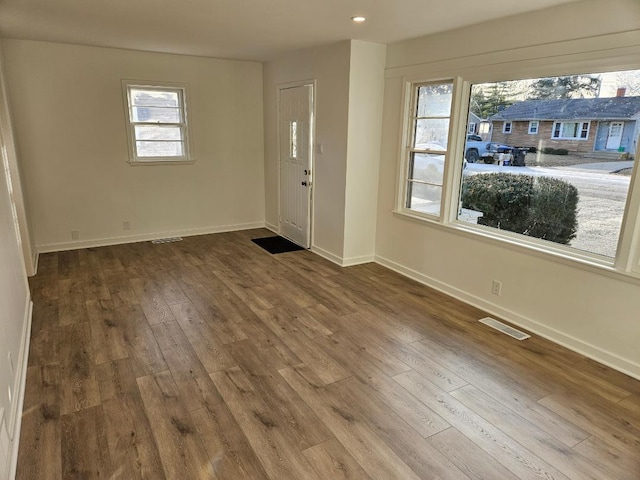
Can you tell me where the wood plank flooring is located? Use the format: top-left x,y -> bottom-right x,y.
18,228 -> 640,479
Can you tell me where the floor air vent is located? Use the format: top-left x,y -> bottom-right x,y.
479,317 -> 530,341
151,237 -> 183,244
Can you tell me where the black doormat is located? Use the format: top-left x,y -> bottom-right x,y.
251,236 -> 305,254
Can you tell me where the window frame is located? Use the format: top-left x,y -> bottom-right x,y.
394,68 -> 640,282
528,120 -> 539,134
502,121 -> 513,133
398,79 -> 458,221
122,80 -> 193,165
551,120 -> 591,140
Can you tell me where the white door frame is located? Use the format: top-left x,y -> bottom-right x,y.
276,79 -> 316,248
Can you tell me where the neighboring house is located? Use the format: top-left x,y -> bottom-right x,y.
467,112 -> 481,134
489,96 -> 640,154
467,112 -> 492,140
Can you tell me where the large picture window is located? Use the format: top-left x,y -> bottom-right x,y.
457,70 -> 640,259
552,121 -> 590,140
123,81 -> 191,163
403,81 -> 454,217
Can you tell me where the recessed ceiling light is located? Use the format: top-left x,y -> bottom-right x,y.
351,16 -> 366,23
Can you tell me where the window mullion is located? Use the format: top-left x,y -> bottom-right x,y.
409,179 -> 442,187
442,76 -> 466,225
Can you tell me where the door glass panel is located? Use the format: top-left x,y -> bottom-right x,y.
290,121 -> 298,158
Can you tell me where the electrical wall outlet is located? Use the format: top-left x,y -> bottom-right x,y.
123,221 -> 131,231
71,230 -> 79,240
492,280 -> 502,296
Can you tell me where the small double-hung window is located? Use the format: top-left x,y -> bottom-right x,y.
123,81 -> 191,163
403,81 -> 454,217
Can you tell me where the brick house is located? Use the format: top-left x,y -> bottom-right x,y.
489,95 -> 640,155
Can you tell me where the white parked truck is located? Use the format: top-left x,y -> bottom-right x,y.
465,134 -> 513,164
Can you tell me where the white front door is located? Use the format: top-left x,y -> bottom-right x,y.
606,122 -> 624,150
279,84 -> 313,248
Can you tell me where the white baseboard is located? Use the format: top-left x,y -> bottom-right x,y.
264,222 -> 279,234
311,245 -> 344,266
30,252 -> 39,277
311,247 -> 374,267
342,254 -> 375,267
375,254 -> 640,381
8,297 -> 33,480
36,221 -> 266,253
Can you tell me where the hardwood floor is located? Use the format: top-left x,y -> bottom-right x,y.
18,228 -> 640,479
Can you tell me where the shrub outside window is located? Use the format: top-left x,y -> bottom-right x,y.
403,81 -> 454,217
123,82 -> 191,163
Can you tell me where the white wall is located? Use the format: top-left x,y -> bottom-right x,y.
263,40 -> 386,264
343,41 -> 386,264
2,40 -> 265,251
377,0 -> 640,378
263,41 -> 351,260
0,42 -> 31,479
386,0 -> 640,70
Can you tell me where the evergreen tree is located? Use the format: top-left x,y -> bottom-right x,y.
528,75 -> 601,100
470,82 -> 516,118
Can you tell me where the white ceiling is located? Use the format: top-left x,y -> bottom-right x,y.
0,0 -> 580,62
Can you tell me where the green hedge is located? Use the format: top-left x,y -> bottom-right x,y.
461,173 -> 578,244
541,147 -> 569,155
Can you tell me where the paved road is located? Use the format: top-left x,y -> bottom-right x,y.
465,163 -> 633,258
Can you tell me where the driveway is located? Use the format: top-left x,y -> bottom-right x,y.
465,161 -> 633,258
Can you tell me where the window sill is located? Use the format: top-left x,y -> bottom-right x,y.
392,208 -> 640,286
393,208 -> 441,225
128,159 -> 195,166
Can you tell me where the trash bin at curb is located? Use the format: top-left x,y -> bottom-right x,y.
511,148 -> 527,167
